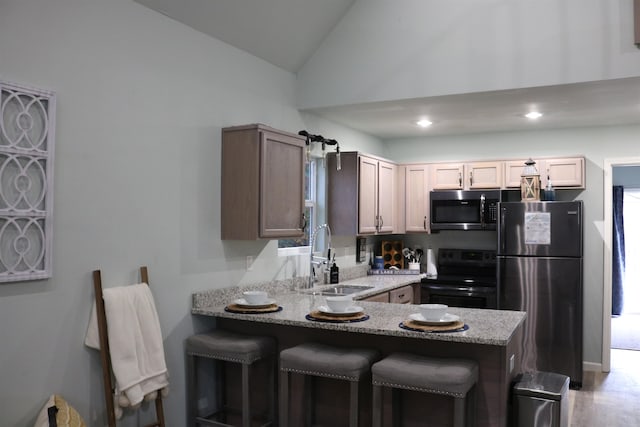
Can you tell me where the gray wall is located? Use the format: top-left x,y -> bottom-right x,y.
296,0 -> 640,109
0,0 -> 637,426
0,1 -> 382,426
613,165 -> 640,187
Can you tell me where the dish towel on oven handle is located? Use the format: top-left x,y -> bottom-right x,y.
85,283 -> 169,416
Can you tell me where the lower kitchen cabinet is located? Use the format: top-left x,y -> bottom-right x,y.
361,292 -> 390,303
361,283 -> 419,304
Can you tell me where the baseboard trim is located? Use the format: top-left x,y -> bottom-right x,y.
583,361 -> 602,372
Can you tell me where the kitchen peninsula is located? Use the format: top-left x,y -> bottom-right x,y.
192,275 -> 526,427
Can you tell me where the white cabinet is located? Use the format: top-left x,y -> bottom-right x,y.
431,162 -> 503,190
504,157 -> 585,189
404,164 -> 430,232
542,157 -> 585,188
327,152 -> 397,236
358,155 -> 396,234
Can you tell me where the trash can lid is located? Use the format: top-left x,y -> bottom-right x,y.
513,371 -> 570,400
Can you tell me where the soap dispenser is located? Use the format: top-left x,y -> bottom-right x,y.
330,261 -> 339,284
545,172 -> 556,201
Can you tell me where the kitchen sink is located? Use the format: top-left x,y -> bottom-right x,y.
319,285 -> 374,296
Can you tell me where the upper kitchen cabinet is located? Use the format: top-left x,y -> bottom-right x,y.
327,152 -> 397,235
404,164 -> 430,233
431,162 -> 503,190
221,124 -> 306,240
504,157 -> 585,189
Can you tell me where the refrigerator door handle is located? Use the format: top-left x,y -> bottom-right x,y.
497,204 -> 505,254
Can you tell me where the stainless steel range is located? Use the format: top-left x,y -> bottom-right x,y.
420,248 -> 497,309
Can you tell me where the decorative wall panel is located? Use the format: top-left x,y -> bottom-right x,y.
0,81 -> 56,282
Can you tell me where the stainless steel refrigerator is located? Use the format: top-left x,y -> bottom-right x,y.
497,201 -> 583,388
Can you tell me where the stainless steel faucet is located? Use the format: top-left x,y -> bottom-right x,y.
308,223 -> 332,289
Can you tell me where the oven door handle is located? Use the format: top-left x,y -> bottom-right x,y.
480,193 -> 486,229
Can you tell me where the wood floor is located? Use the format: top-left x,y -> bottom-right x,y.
568,349 -> 640,426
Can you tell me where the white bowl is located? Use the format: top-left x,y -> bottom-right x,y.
419,303 -> 448,321
243,290 -> 268,305
325,295 -> 353,312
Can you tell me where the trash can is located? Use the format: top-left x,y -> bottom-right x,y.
512,371 -> 570,427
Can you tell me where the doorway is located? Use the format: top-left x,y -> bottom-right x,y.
611,186 -> 640,350
603,159 -> 640,372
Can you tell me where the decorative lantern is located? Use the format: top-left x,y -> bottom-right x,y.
520,158 -> 540,201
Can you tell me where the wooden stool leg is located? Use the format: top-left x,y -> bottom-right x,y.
154,395 -> 166,427
187,355 -> 197,426
392,388 -> 402,427
453,396 -> 466,427
279,371 -> 289,427
242,363 -> 250,427
372,385 -> 382,427
349,380 -> 360,427
304,376 -> 314,427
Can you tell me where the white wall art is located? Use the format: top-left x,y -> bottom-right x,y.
0,80 -> 56,282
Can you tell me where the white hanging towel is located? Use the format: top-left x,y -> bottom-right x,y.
425,248 -> 438,278
85,283 -> 169,409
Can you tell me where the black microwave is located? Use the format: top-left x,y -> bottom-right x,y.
430,190 -> 501,231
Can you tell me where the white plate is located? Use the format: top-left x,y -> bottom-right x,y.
234,298 -> 276,308
317,305 -> 364,316
409,313 -> 460,326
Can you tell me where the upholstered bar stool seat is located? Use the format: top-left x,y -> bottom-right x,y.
186,330 -> 276,427
279,342 -> 379,427
372,353 -> 478,427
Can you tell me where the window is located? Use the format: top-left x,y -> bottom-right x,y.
278,158 -> 317,252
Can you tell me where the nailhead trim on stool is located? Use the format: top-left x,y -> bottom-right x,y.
186,330 -> 276,427
372,353 -> 478,427
279,342 -> 379,427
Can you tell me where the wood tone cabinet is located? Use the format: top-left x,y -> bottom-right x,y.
327,152 -> 397,236
361,292 -> 390,303
389,285 -> 414,304
404,164 -> 430,233
430,161 -> 503,190
360,284 -> 419,304
221,124 -> 306,240
504,157 -> 585,189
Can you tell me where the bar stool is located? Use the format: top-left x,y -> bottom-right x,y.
279,342 -> 379,427
371,353 -> 478,427
186,330 -> 276,427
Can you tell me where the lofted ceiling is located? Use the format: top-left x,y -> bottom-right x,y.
135,0 -> 640,139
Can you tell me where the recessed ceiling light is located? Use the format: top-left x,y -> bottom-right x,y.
525,111 -> 543,120
416,119 -> 432,128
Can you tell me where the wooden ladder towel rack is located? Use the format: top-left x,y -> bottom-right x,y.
93,266 -> 166,427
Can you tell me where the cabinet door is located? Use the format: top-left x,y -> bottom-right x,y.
542,157 -> 585,188
259,131 -> 305,238
377,160 -> 396,233
405,164 -> 430,232
467,161 -> 503,189
358,156 -> 379,234
504,160 -> 528,188
389,285 -> 414,304
431,163 -> 464,189
362,292 -> 389,303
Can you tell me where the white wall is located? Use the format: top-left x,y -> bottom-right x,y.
0,0 -> 382,426
296,0 -> 640,109
384,123 -> 640,367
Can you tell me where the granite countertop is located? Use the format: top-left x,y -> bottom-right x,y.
192,274 -> 526,347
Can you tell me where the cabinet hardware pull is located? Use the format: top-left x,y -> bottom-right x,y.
458,172 -> 462,187
423,216 -> 427,230
379,215 -> 384,229
470,171 -> 473,186
300,212 -> 307,232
